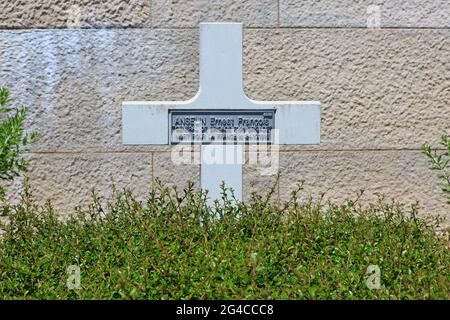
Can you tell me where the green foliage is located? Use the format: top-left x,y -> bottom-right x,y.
0,182 -> 448,300
422,135 -> 450,204
0,87 -> 38,197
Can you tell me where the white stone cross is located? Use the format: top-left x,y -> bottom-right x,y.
122,23 -> 320,202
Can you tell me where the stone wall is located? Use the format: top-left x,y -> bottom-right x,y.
0,1 -> 449,224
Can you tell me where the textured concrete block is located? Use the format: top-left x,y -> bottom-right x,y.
280,0 -> 450,28
1,29 -> 448,152
25,152 -> 152,215
0,29 -> 199,152
244,29 -> 450,150
240,148 -> 448,229
277,150 -> 449,223
0,29 -> 450,152
153,151 -> 201,191
0,29 -> 450,151
243,150 -> 280,203
1,176 -> 25,205
0,23 -> 448,225
0,0 -> 151,29
152,0 -> 278,28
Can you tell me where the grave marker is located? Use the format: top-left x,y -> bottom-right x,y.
123,22 -> 321,202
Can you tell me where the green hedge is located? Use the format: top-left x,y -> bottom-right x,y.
0,182 -> 448,300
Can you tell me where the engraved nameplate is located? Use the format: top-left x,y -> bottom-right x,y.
170,110 -> 275,144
